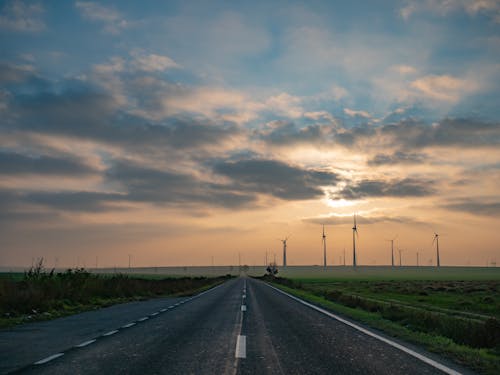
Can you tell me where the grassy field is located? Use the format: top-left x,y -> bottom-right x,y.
277,265 -> 500,280
262,266 -> 500,374
0,263 -> 232,329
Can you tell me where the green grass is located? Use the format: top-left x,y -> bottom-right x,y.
298,279 -> 500,319
0,272 -> 24,281
260,274 -> 500,375
279,266 -> 500,281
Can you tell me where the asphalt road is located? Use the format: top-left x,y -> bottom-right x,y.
1,277 -> 472,374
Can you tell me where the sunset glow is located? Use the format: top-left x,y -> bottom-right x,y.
1,0 -> 499,268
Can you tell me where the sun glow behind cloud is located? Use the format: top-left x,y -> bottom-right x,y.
0,0 -> 499,268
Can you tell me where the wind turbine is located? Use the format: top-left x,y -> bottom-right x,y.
352,215 -> 358,267
433,233 -> 440,267
322,225 -> 327,267
385,235 -> 398,267
280,236 -> 290,267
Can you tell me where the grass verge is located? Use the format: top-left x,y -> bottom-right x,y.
262,276 -> 500,375
0,263 -> 232,329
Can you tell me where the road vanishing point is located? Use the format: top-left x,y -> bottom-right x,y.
0,277 -> 473,374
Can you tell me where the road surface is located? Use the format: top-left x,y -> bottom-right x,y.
1,277 -> 472,374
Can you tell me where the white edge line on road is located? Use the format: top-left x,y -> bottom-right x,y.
235,335 -> 246,358
102,330 -> 118,336
122,322 -> 136,328
34,353 -> 64,365
241,305 -> 247,312
75,339 -> 96,348
266,283 -> 462,375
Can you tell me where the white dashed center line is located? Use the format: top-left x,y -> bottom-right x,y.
34,353 -> 64,365
241,305 -> 247,312
102,330 -> 118,336
75,339 -> 96,348
122,322 -> 136,328
137,317 -> 149,322
235,335 -> 246,358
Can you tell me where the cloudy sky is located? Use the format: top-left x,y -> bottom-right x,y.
1,0 -> 499,268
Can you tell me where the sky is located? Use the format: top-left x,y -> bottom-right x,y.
0,0 -> 499,268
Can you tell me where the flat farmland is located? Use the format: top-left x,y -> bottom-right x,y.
282,266 -> 500,319
278,265 -> 500,281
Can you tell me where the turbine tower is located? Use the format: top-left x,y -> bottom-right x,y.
322,225 -> 327,267
433,233 -> 440,267
280,237 -> 289,267
352,215 -> 358,267
386,235 -> 397,267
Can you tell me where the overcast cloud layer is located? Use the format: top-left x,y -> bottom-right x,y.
0,0 -> 499,267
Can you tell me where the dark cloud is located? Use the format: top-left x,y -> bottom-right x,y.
7,88 -> 241,151
0,62 -> 49,92
333,178 -> 435,200
379,118 -> 500,149
441,198 -> 500,217
257,117 -> 500,150
0,188 -> 124,215
24,191 -> 125,212
11,90 -> 116,133
255,121 -> 378,148
106,160 -> 256,208
0,151 -> 96,176
368,151 -> 427,166
0,153 -> 258,216
304,214 -> 422,225
2,156 -> 338,213
0,190 -> 61,222
213,159 -> 339,200
335,125 -> 376,146
255,121 -> 328,146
